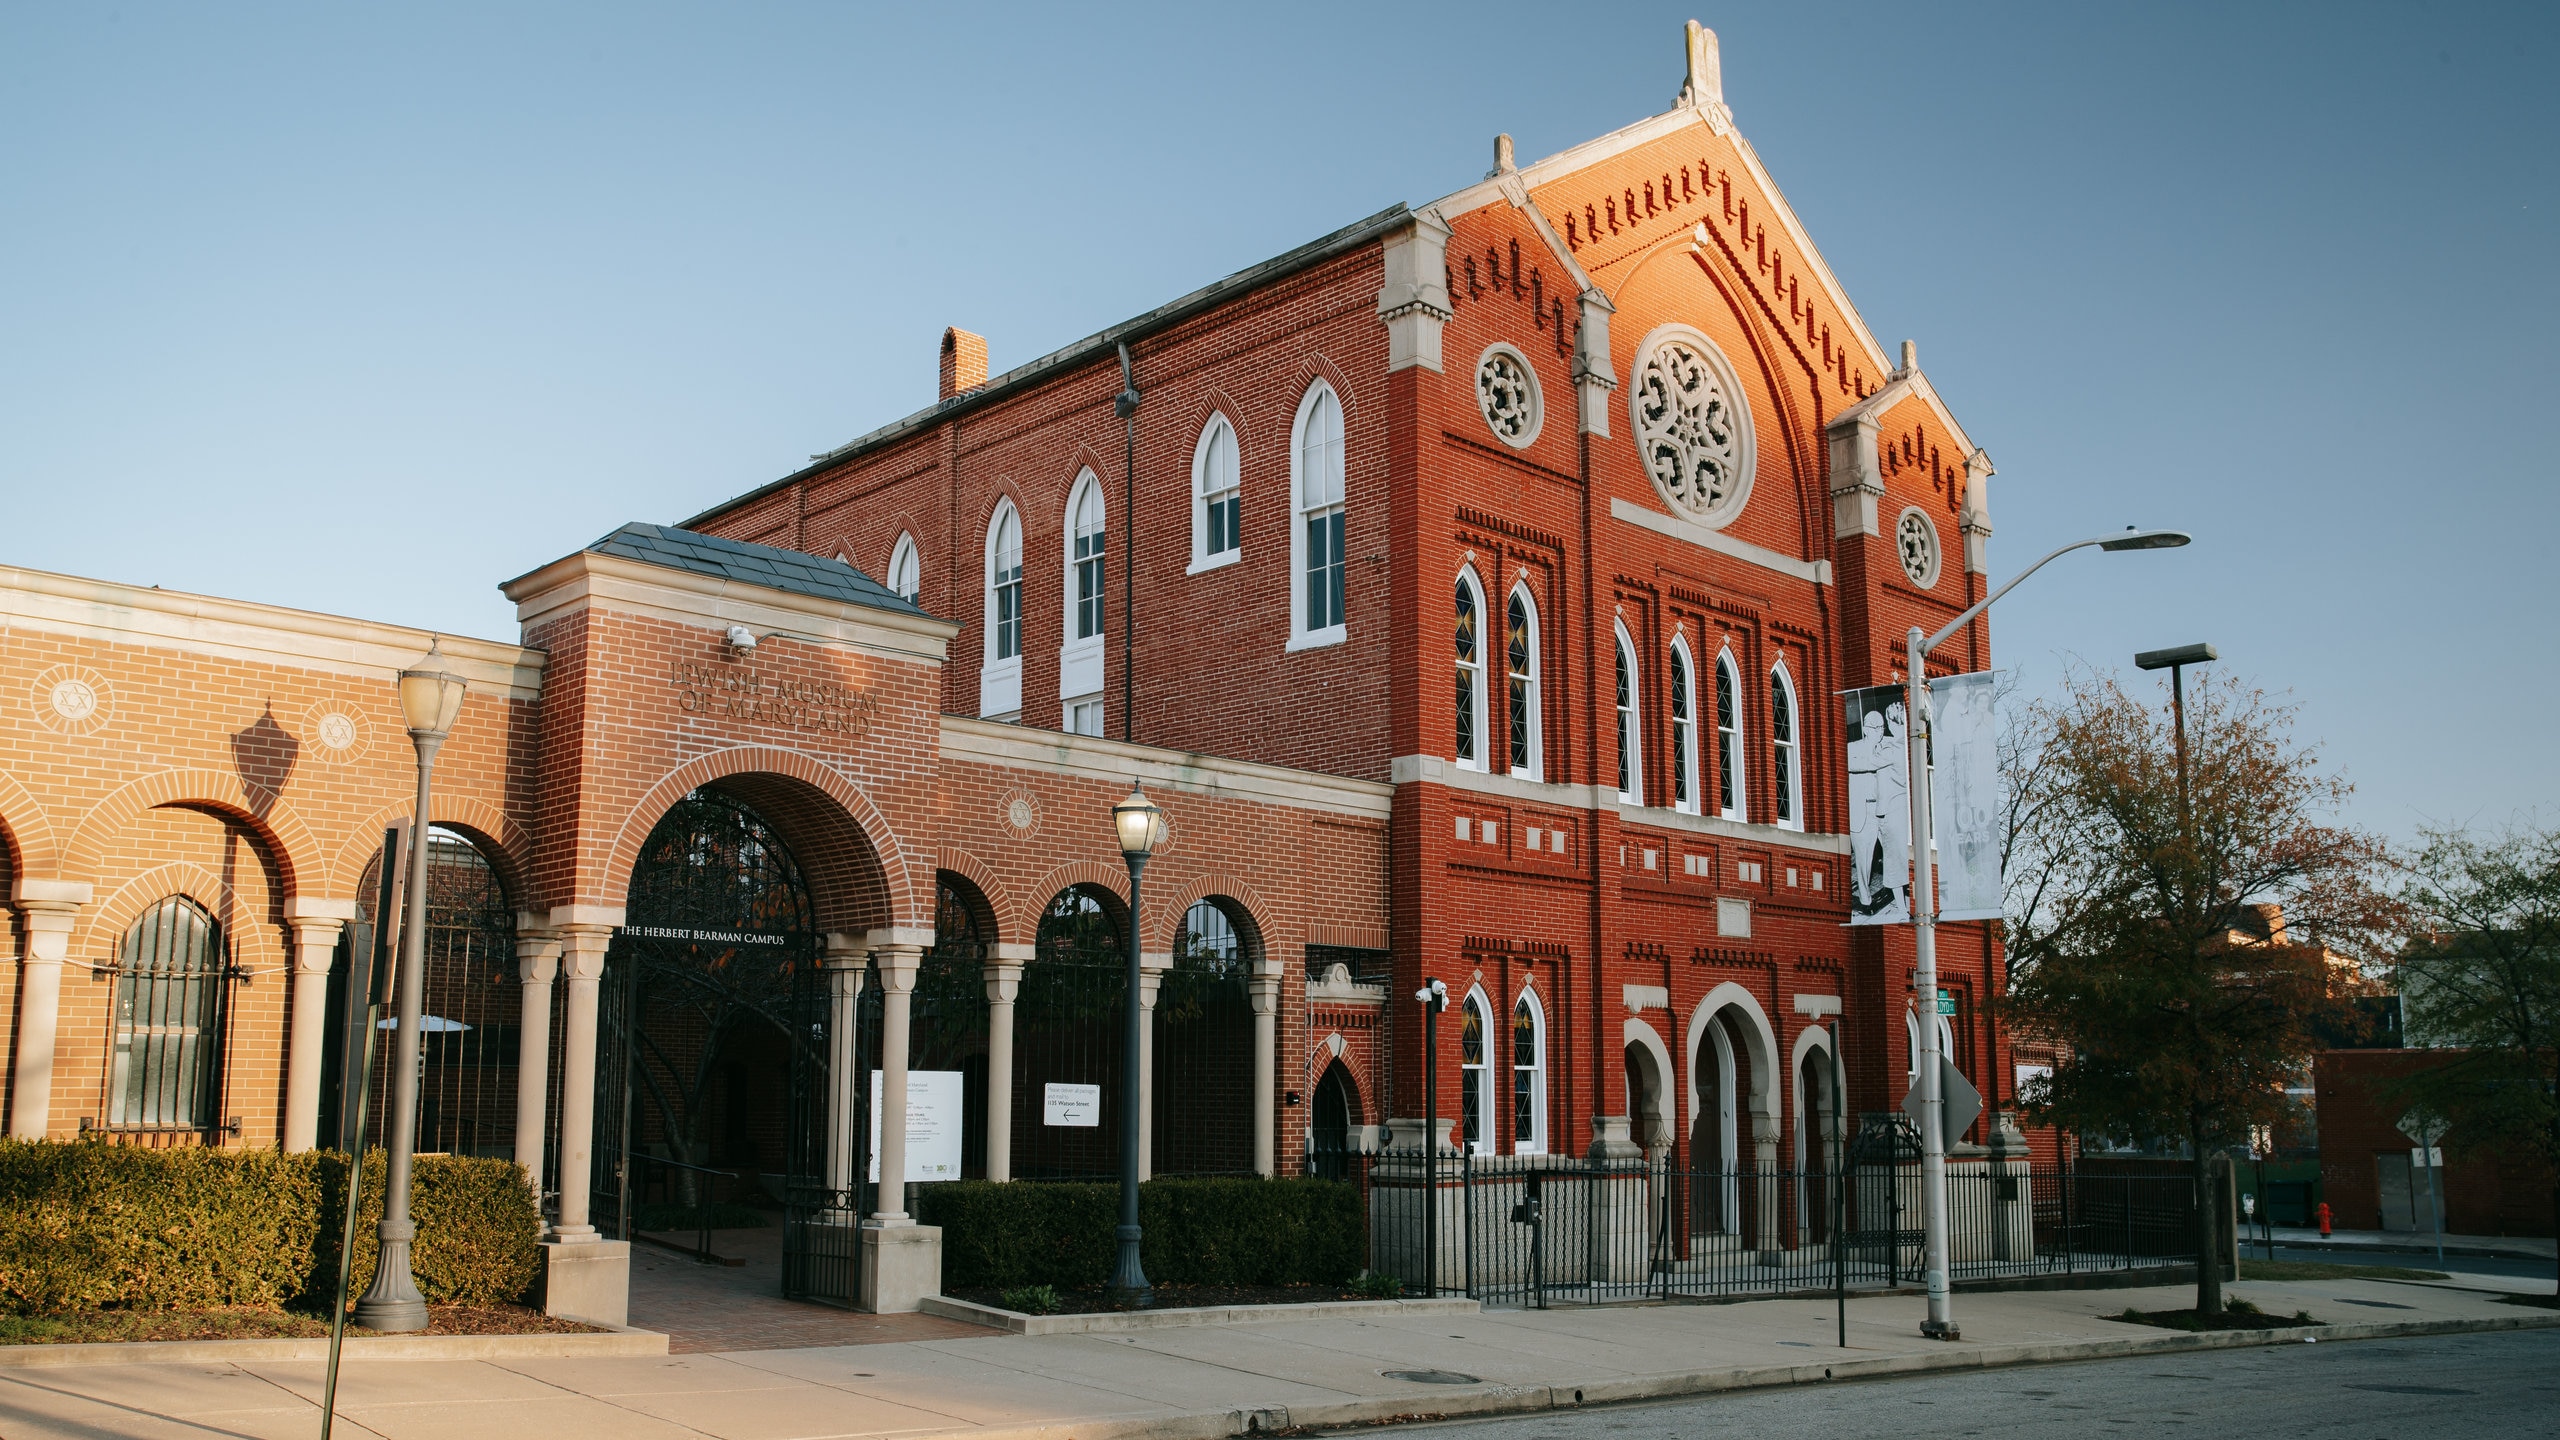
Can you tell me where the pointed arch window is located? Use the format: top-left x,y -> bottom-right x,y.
1191,415 -> 1242,571
1715,649 -> 1745,822
1614,623 -> 1642,804
106,896 -> 227,1131
1511,991 -> 1547,1154
887,533 -> 920,603
1670,638 -> 1701,815
1289,382 -> 1347,648
1067,472 -> 1106,643
1460,990 -> 1493,1155
1506,583 -> 1541,780
1770,660 -> 1801,830
981,501 -> 1024,718
1454,569 -> 1486,770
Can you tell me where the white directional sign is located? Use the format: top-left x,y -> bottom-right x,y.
1043,1082 -> 1101,1127
1903,1059 -> 1984,1142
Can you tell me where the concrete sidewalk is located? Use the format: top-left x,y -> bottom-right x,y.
3,1276 -> 2551,1440
2264,1224 -> 2554,1260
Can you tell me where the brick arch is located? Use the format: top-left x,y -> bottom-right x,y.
60,769 -> 323,903
932,847 -> 1012,949
76,861 -> 286,975
1189,386 -> 1250,450
0,766 -> 58,882
1016,859 -> 1130,943
1148,871 -> 1274,958
598,745 -> 920,934
1292,354 -> 1358,429
1305,1043 -> 1372,1127
329,794 -> 536,911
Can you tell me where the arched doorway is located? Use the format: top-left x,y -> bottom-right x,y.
1309,1059 -> 1357,1180
1155,898 -> 1254,1176
1012,884 -> 1126,1179
915,875 -> 994,1179
1797,1042 -> 1837,1244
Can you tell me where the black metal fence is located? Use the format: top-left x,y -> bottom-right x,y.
1326,1143 -> 2197,1309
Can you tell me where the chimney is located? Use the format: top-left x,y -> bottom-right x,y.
939,327 -> 988,401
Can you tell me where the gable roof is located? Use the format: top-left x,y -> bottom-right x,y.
586,522 -> 932,620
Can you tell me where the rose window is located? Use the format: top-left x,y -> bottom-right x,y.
1476,346 -> 1540,448
1631,332 -> 1751,523
1896,508 -> 1940,588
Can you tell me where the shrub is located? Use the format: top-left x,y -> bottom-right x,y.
0,1140 -> 542,1316
918,1176 -> 1362,1291
999,1284 -> 1061,1315
1346,1270 -> 1403,1300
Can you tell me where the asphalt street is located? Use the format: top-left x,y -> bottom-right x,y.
1321,1328 -> 2560,1439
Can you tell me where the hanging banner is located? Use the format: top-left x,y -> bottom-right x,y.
1842,683 -> 1910,924
1928,669 -> 2005,921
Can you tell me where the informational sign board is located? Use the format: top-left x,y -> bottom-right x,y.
868,1069 -> 964,1184
1043,1082 -> 1101,1127
1935,988 -> 1958,1016
2410,1146 -> 2443,1168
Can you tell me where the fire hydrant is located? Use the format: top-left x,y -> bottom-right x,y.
2316,1201 -> 2333,1237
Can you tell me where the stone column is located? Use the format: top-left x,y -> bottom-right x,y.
1752,1111 -> 1784,1264
7,882 -> 89,1141
1249,959 -> 1284,1177
512,919 -> 561,1194
1135,951 -> 1168,1181
822,932 -> 867,1195
867,936 -> 925,1222
280,898 -> 355,1152
983,943 -> 1029,1182
549,916 -> 615,1239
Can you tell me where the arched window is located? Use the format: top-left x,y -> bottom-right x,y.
1454,569 -> 1486,770
1506,583 -> 1541,780
1289,382 -> 1347,648
1061,472 -> 1107,734
1511,990 -> 1547,1154
1905,1006 -> 1959,1077
1161,898 -> 1253,1176
1459,989 -> 1493,1155
982,501 -> 1024,718
106,896 -> 226,1132
1715,649 -> 1745,822
1670,637 -> 1701,815
1770,660 -> 1801,830
887,533 -> 920,603
1614,622 -> 1642,804
1191,415 -> 1241,571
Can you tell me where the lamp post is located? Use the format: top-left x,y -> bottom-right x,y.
1109,782 -> 1166,1309
1413,978 -> 1447,1298
1904,527 -> 2189,1341
351,640 -> 468,1333
2134,642 -> 2216,827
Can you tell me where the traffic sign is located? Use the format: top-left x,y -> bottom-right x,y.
1902,1059 -> 1983,1141
1934,988 -> 1958,1016
2397,1108 -> 2447,1147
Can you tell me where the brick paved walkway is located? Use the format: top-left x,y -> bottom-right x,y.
625,1225 -> 994,1353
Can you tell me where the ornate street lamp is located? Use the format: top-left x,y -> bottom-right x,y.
1109,781 -> 1166,1308
352,640 -> 467,1332
1413,977 -> 1446,1298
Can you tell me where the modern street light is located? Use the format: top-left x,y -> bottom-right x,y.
1904,527 -> 2189,1340
352,639 -> 468,1332
1413,978 -> 1447,1298
2134,642 -> 2216,825
1109,781 -> 1167,1309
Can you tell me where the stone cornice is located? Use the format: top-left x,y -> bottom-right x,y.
1608,498 -> 1833,587
503,551 -> 956,665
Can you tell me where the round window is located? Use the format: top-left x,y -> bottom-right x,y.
1476,344 -> 1542,448
1896,508 -> 1941,589
1628,326 -> 1753,526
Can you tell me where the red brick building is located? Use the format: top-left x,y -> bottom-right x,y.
2,25 -> 2019,1317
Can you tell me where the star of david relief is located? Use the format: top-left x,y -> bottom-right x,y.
1475,344 -> 1541,448
1896,508 -> 1940,589
1631,328 -> 1752,525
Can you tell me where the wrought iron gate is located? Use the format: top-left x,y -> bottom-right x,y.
780,948 -> 879,1304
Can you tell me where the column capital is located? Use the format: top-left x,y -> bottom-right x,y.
283,895 -> 361,924
865,925 -> 934,952
824,931 -> 870,967
288,918 -> 345,968
982,960 -> 1023,1004
12,879 -> 93,909
556,923 -> 613,982
869,942 -> 925,989
547,904 -> 626,931
516,934 -> 561,985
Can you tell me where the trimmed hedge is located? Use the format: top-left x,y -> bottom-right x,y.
0,1140 -> 542,1315
918,1177 -> 1361,1290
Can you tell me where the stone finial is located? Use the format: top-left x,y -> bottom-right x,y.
1676,20 -> 1730,129
1898,339 -> 1918,377
1489,132 -> 1517,178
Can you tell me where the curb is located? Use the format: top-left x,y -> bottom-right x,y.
918,1295 -> 1483,1336
2267,1237 -> 2552,1263
918,1311 -> 2560,1440
0,1319 -> 669,1369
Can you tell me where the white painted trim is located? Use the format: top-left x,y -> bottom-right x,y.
1288,379 -> 1348,651
1453,565 -> 1490,773
1623,1017 -> 1676,1150
1627,322 -> 1756,529
1612,621 -> 1643,804
1459,984 -> 1497,1156
1713,645 -> 1746,824
1609,498 -> 1831,586
1183,549 -> 1242,578
1768,657 -> 1804,832
1616,801 -> 1851,856
503,552 -> 953,669
1895,506 -> 1944,591
1063,469 -> 1107,646
1669,634 -> 1702,815
1503,580 -> 1543,782
1510,983 -> 1549,1155
1190,413 -> 1243,571
1284,626 -> 1345,654
5,564 -> 545,699
886,533 -> 921,603
943,716 -> 1394,821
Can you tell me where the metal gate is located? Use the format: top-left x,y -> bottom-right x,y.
780,948 -> 879,1305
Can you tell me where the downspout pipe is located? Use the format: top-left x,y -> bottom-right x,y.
1115,342 -> 1142,743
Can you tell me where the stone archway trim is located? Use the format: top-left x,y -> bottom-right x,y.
1622,1016 -> 1676,1145
1016,859 -> 1130,940
59,768 -> 324,903
1146,870 -> 1273,957
932,847 -> 1013,948
597,744 -> 922,929
1683,980 -> 1781,1134
328,794 -> 537,911
0,766 -> 59,883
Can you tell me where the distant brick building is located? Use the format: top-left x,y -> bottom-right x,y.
2,25 -> 2023,1316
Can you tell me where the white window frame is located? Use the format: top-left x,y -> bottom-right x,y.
1770,658 -> 1802,830
980,500 -> 1024,719
1614,621 -> 1643,805
1510,988 -> 1548,1155
1505,581 -> 1543,781
1060,470 -> 1106,713
1906,1006 -> 1959,1078
1714,647 -> 1747,823
1188,413 -> 1243,575
1460,986 -> 1496,1156
1455,565 -> 1488,772
886,532 -> 920,603
1670,635 -> 1701,815
1286,380 -> 1347,651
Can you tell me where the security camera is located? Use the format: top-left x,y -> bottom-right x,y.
724,625 -> 758,652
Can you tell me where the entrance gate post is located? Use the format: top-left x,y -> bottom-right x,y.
1250,960 -> 1283,1176
860,930 -> 943,1314
823,933 -> 868,1195
511,922 -> 562,1197
536,915 -> 631,1325
984,945 -> 1029,1183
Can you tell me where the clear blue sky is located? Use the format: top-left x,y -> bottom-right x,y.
5,3 -> 2553,843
